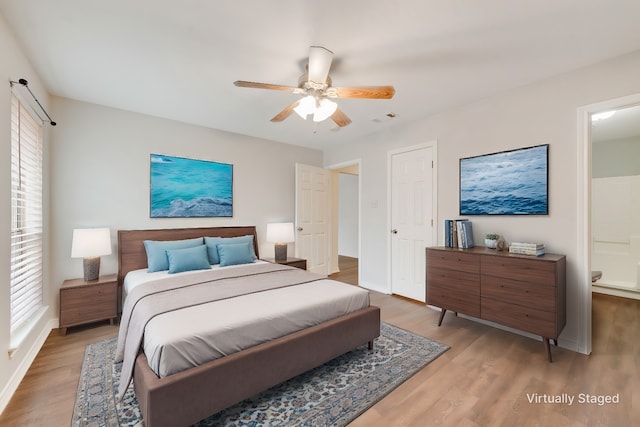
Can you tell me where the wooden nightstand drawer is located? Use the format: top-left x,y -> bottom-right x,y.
59,274 -> 117,334
60,283 -> 115,307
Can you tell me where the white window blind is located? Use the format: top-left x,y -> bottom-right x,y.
10,93 -> 44,334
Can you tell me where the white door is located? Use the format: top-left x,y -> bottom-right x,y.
390,146 -> 434,302
295,164 -> 331,275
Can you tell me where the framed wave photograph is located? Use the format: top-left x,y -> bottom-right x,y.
459,144 -> 549,215
150,154 -> 233,218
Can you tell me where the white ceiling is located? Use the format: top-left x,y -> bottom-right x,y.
2,0 -> 640,150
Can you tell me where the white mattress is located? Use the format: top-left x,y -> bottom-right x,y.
123,264 -> 370,378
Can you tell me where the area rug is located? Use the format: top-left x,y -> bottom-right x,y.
72,322 -> 448,426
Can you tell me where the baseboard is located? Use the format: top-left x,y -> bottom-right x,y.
0,318 -> 56,415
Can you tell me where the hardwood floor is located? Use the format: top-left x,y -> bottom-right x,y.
1,257 -> 637,426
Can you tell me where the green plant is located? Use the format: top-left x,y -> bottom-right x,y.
485,233 -> 499,240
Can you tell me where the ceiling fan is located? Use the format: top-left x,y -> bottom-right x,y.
234,46 -> 395,127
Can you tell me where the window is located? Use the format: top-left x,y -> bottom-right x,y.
10,93 -> 44,336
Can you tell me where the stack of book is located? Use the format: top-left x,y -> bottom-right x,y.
509,242 -> 545,256
444,219 -> 474,248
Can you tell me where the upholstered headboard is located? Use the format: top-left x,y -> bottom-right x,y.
117,226 -> 259,286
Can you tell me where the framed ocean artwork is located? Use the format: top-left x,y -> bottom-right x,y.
459,144 -> 549,215
150,154 -> 233,218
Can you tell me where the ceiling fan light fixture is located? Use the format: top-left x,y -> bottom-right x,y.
313,98 -> 337,122
293,95 -> 316,119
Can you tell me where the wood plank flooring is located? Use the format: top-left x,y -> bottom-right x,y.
1,256 -> 637,426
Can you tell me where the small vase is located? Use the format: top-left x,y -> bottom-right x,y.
485,239 -> 498,249
496,237 -> 507,251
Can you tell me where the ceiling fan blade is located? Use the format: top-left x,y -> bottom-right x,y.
234,80 -> 299,92
307,46 -> 333,85
331,108 -> 352,127
271,100 -> 300,122
332,86 -> 395,99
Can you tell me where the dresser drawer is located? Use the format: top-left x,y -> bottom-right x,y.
481,256 -> 556,284
427,249 -> 480,275
481,275 -> 556,312
427,266 -> 480,296
428,285 -> 480,317
481,297 -> 557,338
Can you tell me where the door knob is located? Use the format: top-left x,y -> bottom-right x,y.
297,227 -> 303,231
391,229 -> 398,234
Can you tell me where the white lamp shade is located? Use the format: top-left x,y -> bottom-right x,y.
293,96 -> 316,119
313,98 -> 337,122
71,228 -> 112,258
266,222 -> 295,243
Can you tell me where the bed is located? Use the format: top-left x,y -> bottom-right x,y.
116,226 -> 381,427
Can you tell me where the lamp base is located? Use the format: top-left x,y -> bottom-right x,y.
83,256 -> 101,281
274,243 -> 288,261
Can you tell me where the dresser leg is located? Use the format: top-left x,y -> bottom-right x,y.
543,337 -> 553,362
61,327 -> 67,336
437,309 -> 447,326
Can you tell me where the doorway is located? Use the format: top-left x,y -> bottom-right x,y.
577,92 -> 640,356
328,161 -> 361,282
590,105 -> 640,299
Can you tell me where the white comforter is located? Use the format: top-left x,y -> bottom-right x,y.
122,263 -> 370,379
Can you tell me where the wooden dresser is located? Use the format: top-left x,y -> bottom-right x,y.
426,246 -> 566,362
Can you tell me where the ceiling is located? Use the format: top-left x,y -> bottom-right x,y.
2,0 -> 640,150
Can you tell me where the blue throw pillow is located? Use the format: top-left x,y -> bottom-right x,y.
166,245 -> 212,274
204,235 -> 257,264
144,237 -> 203,272
204,236 -> 222,264
217,242 -> 255,267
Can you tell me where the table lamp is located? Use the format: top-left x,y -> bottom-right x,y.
266,222 -> 295,261
71,228 -> 112,281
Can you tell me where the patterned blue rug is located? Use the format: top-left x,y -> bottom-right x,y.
72,322 -> 448,426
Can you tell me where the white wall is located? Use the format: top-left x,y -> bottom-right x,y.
338,173 -> 358,257
324,49 -> 640,352
50,97 -> 323,288
592,175 -> 640,284
0,14 -> 55,414
593,136 -> 640,178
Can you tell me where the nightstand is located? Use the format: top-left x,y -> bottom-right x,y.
262,257 -> 307,270
59,274 -> 117,335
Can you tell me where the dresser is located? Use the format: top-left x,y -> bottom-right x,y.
426,246 -> 566,362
